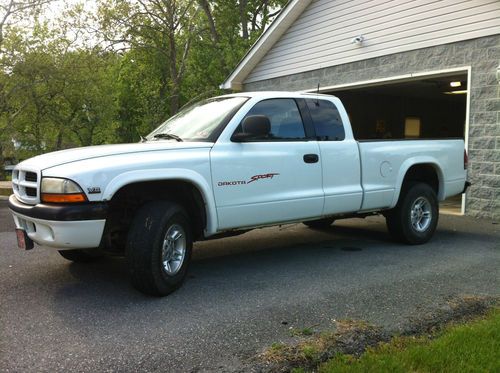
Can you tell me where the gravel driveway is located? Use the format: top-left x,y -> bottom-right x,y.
0,200 -> 499,372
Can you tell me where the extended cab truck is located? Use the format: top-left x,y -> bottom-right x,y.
8,92 -> 468,296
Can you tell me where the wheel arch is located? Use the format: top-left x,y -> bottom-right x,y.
391,160 -> 444,208
102,169 -> 218,240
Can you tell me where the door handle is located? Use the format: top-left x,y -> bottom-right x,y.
303,154 -> 319,163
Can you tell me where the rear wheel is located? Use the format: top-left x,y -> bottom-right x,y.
126,201 -> 192,296
303,218 -> 335,229
385,182 -> 438,244
58,249 -> 104,263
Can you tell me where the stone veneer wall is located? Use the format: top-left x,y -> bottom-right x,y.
243,35 -> 500,220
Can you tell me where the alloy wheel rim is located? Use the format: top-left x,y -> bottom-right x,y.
410,196 -> 432,232
161,224 -> 186,275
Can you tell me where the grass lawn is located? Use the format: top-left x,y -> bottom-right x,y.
317,308 -> 499,373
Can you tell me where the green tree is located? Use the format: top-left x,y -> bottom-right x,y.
98,0 -> 200,117
96,0 -> 287,138
0,0 -> 52,177
4,20 -> 120,158
0,0 -> 290,170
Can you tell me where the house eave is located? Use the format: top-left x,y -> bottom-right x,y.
221,0 -> 313,91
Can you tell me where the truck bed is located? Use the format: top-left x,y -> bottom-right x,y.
357,139 -> 466,211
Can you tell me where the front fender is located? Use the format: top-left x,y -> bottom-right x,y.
103,168 -> 218,235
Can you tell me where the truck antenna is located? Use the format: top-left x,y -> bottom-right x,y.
316,82 -> 320,106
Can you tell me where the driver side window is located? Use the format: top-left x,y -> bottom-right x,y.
236,98 -> 306,140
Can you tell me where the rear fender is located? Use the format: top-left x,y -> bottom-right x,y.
390,158 -> 444,208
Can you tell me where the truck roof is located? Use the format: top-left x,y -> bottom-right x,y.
221,91 -> 338,100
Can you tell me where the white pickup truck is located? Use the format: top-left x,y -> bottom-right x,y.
9,92 -> 468,295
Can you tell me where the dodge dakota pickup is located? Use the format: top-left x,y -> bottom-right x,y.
8,92 -> 468,295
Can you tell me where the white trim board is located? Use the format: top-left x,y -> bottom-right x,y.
302,66 -> 471,93
220,0 -> 313,90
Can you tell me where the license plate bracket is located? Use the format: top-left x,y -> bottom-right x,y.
16,229 -> 34,250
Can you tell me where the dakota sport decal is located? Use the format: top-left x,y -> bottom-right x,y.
218,173 -> 279,187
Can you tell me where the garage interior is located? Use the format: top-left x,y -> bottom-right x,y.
326,72 -> 468,214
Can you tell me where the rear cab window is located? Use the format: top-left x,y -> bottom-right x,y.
305,99 -> 345,141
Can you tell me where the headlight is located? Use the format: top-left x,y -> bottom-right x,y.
41,177 -> 87,203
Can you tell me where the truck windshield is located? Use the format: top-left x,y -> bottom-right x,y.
146,96 -> 248,142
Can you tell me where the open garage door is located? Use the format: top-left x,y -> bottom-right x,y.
322,71 -> 468,214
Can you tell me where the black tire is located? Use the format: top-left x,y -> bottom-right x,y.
126,201 -> 192,296
303,218 -> 335,229
385,182 -> 439,245
58,249 -> 104,263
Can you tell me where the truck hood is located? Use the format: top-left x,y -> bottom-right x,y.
18,141 -> 213,171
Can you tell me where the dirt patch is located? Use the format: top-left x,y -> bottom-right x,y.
402,295 -> 497,336
253,295 -> 498,373
255,320 -> 389,373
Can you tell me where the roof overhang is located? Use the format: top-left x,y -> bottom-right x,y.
220,0 -> 313,91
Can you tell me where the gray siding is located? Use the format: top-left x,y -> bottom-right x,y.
246,0 -> 500,83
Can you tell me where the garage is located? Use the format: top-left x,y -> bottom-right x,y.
222,0 -> 500,220
316,71 -> 469,214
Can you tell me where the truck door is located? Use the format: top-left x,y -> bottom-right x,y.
210,98 -> 324,230
304,98 -> 363,215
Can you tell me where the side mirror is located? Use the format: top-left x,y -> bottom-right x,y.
232,115 -> 271,142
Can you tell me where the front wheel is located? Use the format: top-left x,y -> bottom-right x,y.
385,182 -> 439,245
126,201 -> 192,296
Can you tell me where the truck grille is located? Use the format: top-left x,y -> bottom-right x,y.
12,168 -> 40,205
25,172 -> 38,182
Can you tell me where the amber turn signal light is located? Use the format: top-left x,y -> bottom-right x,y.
41,193 -> 87,203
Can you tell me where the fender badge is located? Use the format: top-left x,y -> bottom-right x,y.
218,173 -> 280,186
247,173 -> 279,184
87,187 -> 101,194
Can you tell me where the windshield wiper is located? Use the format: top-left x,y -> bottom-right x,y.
153,133 -> 183,142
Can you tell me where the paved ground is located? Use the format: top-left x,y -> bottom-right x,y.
0,200 -> 499,372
